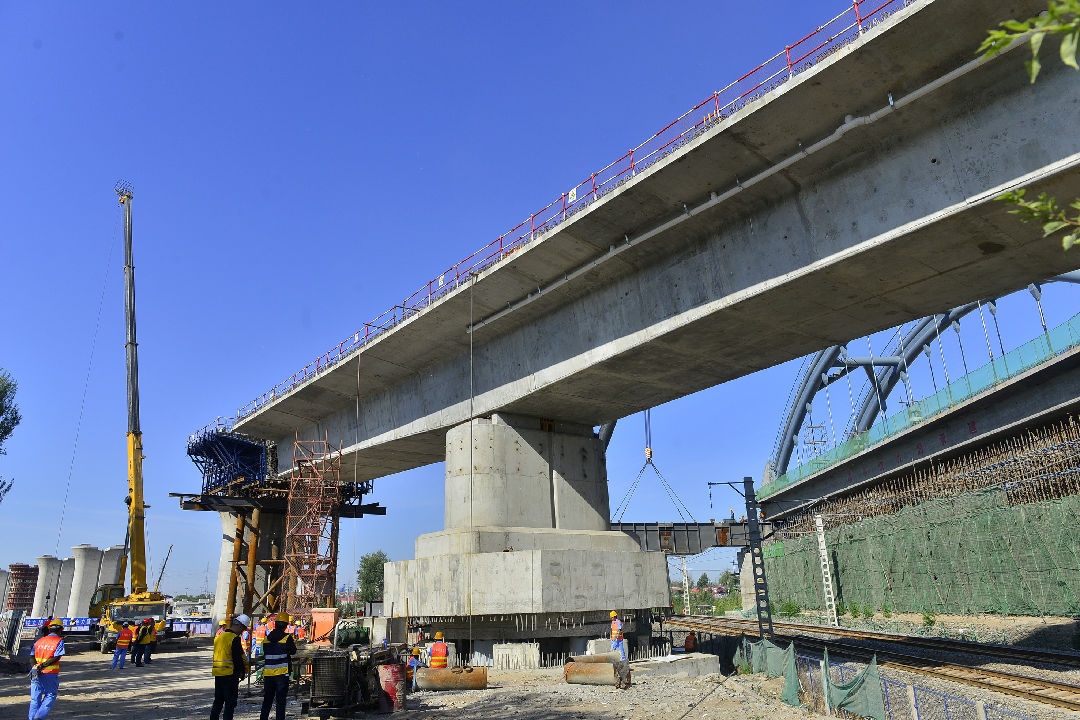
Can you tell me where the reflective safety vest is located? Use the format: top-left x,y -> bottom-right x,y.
262,636 -> 291,677
216,627 -> 226,637
610,619 -> 623,641
429,641 -> 448,669
297,626 -> 306,640
34,635 -> 62,674
115,628 -> 134,648
212,631 -> 241,677
137,624 -> 154,644
406,657 -> 421,681
684,634 -> 696,651
240,630 -> 251,656
149,623 -> 158,642
255,625 -> 267,644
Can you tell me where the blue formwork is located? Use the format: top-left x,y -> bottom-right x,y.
187,431 -> 269,495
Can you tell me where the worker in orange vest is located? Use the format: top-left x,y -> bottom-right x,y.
429,631 -> 448,669
610,611 -> 625,661
216,620 -> 227,637
684,631 -> 696,652
111,622 -> 134,670
406,647 -> 424,691
253,617 -> 269,660
29,618 -> 65,718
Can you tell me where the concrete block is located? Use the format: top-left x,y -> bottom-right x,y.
634,653 -> 721,678
493,642 -> 540,669
587,638 -> 612,655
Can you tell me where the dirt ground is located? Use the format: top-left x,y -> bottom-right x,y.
0,642 -> 822,719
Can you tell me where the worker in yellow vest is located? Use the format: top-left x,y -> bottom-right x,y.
610,611 -> 626,661
28,618 -> 64,719
215,620 -> 227,637
260,612 -> 297,720
211,614 -> 250,720
429,631 -> 448,669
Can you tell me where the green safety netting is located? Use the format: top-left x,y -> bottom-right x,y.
824,649 -> 886,720
745,636 -> 800,706
764,489 -> 1080,616
761,311 -> 1080,499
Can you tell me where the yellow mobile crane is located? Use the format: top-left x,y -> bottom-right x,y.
90,184 -> 172,652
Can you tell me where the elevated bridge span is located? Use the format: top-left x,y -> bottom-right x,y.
228,0 -> 1080,481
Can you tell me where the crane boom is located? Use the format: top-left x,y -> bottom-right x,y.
118,183 -> 147,594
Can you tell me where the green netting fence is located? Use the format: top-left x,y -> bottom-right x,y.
761,310 -> 1080,499
764,488 -> 1080,615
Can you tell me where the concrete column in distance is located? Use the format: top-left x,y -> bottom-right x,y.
0,569 -> 9,611
740,551 -> 755,614
212,511 -> 240,624
97,545 -> 126,588
52,558 -> 75,618
68,545 -> 103,618
31,556 -> 61,618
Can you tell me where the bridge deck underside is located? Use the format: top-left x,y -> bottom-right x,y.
233,0 -> 1078,482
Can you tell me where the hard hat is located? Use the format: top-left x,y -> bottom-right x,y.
219,620 -> 227,626
276,612 -> 290,623
234,614 -> 251,628
48,618 -> 63,628
610,611 -> 618,618
434,631 -> 444,640
411,648 -> 420,656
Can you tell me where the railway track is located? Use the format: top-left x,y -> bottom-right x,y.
668,616 -> 1080,712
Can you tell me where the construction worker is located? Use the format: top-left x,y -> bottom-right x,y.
110,622 -> 134,670
684,630 -> 697,652
130,619 -> 151,667
28,618 -> 64,719
239,624 -> 252,658
215,620 -> 227,637
151,618 -> 166,661
253,617 -> 269,660
610,611 -> 626,661
211,614 -> 250,720
144,618 -> 158,664
259,612 -> 297,720
406,647 -> 424,691
429,631 -> 448,669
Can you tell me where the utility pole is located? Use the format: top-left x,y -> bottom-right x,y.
681,557 -> 691,615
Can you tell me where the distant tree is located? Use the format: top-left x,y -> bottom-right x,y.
979,1 -> 1080,249
0,369 -> 21,504
695,572 -> 710,590
718,570 -> 738,591
357,550 -> 390,602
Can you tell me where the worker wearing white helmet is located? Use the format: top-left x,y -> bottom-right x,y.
210,614 -> 250,720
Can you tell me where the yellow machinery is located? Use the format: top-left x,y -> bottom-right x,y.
92,184 -> 171,652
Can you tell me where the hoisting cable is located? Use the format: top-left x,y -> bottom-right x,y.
613,410 -> 696,522
55,215 -> 119,555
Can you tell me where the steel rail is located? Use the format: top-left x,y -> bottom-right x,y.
669,616 -> 1080,711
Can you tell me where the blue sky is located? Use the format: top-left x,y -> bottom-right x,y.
2,2 -> 1075,597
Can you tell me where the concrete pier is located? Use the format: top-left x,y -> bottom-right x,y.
52,558 -> 74,618
384,414 -> 667,641
69,545 -> 103,619
96,545 -> 125,589
212,511 -> 286,624
31,556 -> 60,618
0,569 -> 9,612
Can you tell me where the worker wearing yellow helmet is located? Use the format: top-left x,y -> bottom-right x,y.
260,612 -> 297,720
610,611 -> 626,661
406,647 -> 424,691
429,631 -> 448,669
28,618 -> 65,719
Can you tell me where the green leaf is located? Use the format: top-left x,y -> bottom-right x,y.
1061,31 -> 1079,69
1029,31 -> 1046,82
1063,233 -> 1077,250
1002,20 -> 1031,31
1043,220 -> 1069,235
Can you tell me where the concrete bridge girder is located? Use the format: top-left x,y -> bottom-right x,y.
239,0 -> 1080,484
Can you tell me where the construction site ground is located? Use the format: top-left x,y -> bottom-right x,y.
0,642 -> 821,719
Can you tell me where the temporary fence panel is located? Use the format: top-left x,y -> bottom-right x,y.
746,636 -> 800,706
824,649 -> 887,720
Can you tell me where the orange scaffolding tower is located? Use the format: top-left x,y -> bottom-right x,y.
284,433 -> 342,617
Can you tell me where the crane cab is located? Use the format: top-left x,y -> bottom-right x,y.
89,584 -> 127,619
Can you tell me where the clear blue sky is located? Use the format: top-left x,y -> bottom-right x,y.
2,2 -> 1075,597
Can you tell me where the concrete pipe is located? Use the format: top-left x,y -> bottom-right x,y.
52,558 -> 75,618
97,545 -> 125,588
413,666 -> 488,690
69,545 -> 103,619
564,662 -> 618,686
31,556 -> 61,618
569,652 -> 624,664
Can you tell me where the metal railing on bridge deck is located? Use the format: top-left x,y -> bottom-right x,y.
760,311 -> 1080,499
191,0 -> 917,442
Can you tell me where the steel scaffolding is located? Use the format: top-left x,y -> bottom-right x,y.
284,433 -> 341,617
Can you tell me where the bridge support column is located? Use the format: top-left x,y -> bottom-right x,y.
212,510 -> 286,625
384,414 -> 668,650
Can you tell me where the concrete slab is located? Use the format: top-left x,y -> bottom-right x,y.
633,653 -> 721,678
